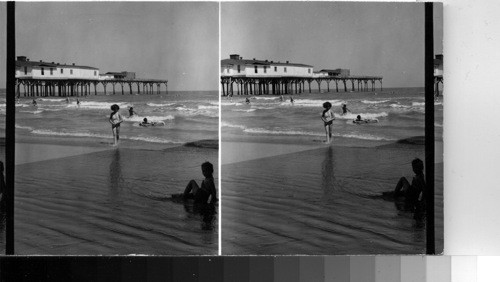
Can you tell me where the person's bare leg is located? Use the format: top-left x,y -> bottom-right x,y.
324,125 -> 330,143
184,180 -> 200,198
394,177 -> 410,196
112,127 -> 118,146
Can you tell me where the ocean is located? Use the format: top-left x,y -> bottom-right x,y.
3,90 -> 218,148
221,87 -> 444,254
222,88 -> 443,146
0,90 -> 219,255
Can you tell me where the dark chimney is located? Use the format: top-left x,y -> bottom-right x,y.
40,60 -> 43,62
240,56 -> 242,60
253,58 -> 256,60
229,54 -> 240,60
17,56 -> 27,61
27,59 -> 30,61
286,61 -> 289,64
51,62 -> 54,64
265,60 -> 268,62
72,63 -> 75,66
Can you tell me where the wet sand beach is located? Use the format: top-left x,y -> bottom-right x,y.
222,140 -> 443,255
6,141 -> 218,255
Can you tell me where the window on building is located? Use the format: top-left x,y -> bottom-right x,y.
70,69 -> 73,75
237,65 -> 241,73
284,67 -> 287,73
24,67 -> 27,75
50,68 -> 53,75
264,66 -> 267,73
61,69 -> 63,74
274,66 -> 277,72
308,68 -> 311,74
94,71 -> 97,76
41,68 -> 44,75
255,66 -> 258,74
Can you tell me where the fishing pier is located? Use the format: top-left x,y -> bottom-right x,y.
15,56 -> 168,97
16,78 -> 168,97
220,54 -> 382,96
221,75 -> 383,96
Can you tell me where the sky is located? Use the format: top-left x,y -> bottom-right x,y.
221,2 -> 443,88
0,2 -> 219,91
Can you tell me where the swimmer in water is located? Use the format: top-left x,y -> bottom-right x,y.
245,98 -> 250,104
129,107 -> 136,117
140,118 -> 152,126
353,115 -> 378,124
32,99 -> 37,107
290,97 -> 295,104
341,103 -> 351,115
77,99 -> 80,107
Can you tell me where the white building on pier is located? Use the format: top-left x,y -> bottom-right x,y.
221,54 -> 314,78
15,56 -> 99,80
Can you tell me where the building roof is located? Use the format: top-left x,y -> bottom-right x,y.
320,69 -> 340,73
16,59 -> 99,70
105,72 -> 126,75
221,58 -> 313,68
221,59 -> 270,66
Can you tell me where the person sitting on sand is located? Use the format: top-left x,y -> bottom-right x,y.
109,104 -> 123,146
321,102 -> 335,143
129,107 -> 136,117
386,158 -> 426,216
183,162 -> 217,204
32,99 -> 37,107
355,115 -> 363,122
245,98 -> 250,104
341,103 -> 351,115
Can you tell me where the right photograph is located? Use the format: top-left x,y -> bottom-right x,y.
221,2 -> 443,254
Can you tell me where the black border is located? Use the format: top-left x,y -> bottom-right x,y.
425,2 -> 435,255
5,0 -> 15,255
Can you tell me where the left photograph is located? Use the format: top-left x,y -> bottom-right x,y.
0,2 -> 219,255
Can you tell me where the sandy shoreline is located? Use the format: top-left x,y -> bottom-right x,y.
2,140 -> 219,255
221,138 -> 443,254
222,138 -> 443,165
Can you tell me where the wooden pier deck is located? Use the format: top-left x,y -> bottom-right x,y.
220,75 -> 383,96
15,78 -> 168,97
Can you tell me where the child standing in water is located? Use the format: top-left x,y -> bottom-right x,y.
183,162 -> 217,204
321,102 -> 335,143
109,104 -> 123,146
